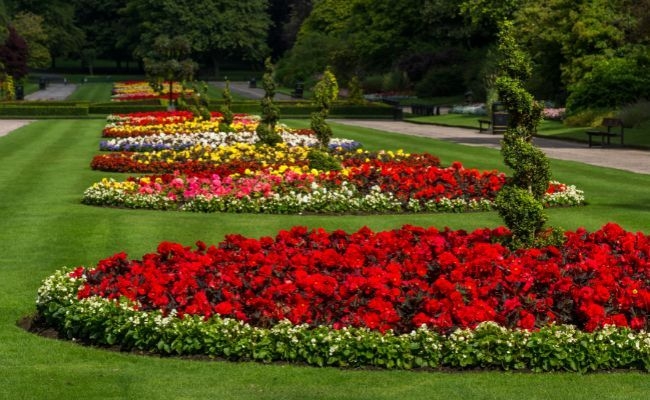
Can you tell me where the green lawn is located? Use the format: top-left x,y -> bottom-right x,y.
408,114 -> 650,149
1,119 -> 649,399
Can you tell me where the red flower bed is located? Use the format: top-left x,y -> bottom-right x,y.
90,153 -> 279,175
74,223 -> 649,334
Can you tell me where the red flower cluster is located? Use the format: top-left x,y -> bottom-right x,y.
330,161 -> 503,202
73,223 -> 649,334
91,153 -> 275,175
108,111 -> 207,126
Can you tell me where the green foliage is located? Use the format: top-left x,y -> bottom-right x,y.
347,75 -> 364,104
563,108 -> 616,127
0,103 -> 90,116
459,0 -> 521,32
178,81 -> 211,120
617,100 -> 650,128
274,31 -> 340,87
256,57 -> 282,146
220,80 -> 234,126
142,35 -> 197,109
311,67 -> 339,148
495,186 -> 546,247
0,74 -> 14,100
310,111 -> 332,149
211,102 -> 394,118
11,11 -> 51,69
512,0 -> 649,104
494,20 -> 550,248
125,0 -> 271,77
415,66 -> 465,97
313,67 -> 339,112
566,57 -> 650,113
500,137 -> 550,199
307,148 -> 342,171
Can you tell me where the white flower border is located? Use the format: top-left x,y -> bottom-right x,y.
82,180 -> 585,214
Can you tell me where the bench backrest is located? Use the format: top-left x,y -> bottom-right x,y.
601,118 -> 624,133
602,118 -> 623,127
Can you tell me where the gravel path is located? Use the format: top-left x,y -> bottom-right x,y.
0,120 -> 34,137
332,119 -> 650,175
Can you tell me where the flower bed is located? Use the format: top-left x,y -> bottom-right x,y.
87,111 -> 584,214
99,131 -> 361,152
86,141 -> 584,213
36,223 -> 650,371
111,81 -> 192,102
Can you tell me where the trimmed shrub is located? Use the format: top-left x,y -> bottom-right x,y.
0,104 -> 89,116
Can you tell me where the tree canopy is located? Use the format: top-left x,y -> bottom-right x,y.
0,0 -> 647,112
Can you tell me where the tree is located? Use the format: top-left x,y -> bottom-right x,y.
142,35 -> 197,110
73,0 -> 134,70
493,21 -> 550,248
124,0 -> 271,77
11,12 -> 50,69
0,0 -> 9,42
0,26 -> 28,80
511,0 -> 648,104
9,0 -> 84,67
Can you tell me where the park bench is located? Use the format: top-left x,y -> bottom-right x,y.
586,118 -> 624,147
478,119 -> 491,132
291,83 -> 304,99
411,104 -> 439,116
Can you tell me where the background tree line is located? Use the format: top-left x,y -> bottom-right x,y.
0,0 -> 649,112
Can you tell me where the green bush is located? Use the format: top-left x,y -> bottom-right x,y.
415,66 -> 465,98
362,74 -> 385,93
566,57 -> 650,113
0,104 -> 89,116
617,100 -> 650,128
307,148 -> 342,171
216,102 -> 393,118
495,186 -> 547,248
89,104 -> 166,114
563,108 -> 616,127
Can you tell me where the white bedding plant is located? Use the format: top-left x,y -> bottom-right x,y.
36,267 -> 650,371
82,179 -> 585,214
99,130 -> 362,152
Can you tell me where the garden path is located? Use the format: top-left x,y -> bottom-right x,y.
24,83 -> 77,101
332,119 -> 650,175
211,81 -> 293,100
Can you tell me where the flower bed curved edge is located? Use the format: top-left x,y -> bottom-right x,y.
36,268 -> 650,371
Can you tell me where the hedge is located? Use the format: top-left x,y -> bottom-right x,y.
0,104 -> 90,116
0,100 -> 394,118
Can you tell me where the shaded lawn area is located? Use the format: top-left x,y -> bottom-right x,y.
0,119 -> 649,399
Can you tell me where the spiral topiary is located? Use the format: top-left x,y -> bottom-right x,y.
256,57 -> 282,146
493,21 -> 552,248
310,67 -> 339,149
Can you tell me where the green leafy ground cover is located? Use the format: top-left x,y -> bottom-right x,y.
1,119 -> 649,399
